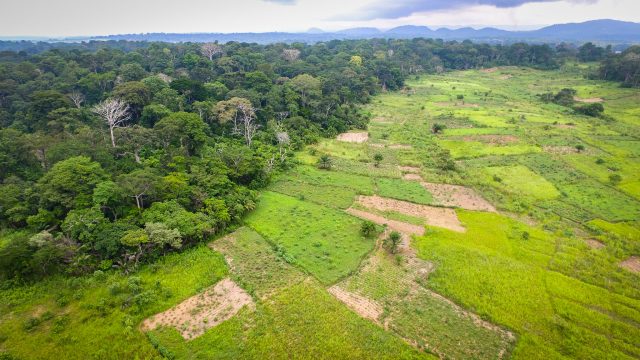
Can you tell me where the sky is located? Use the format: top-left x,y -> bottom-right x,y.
1,0 -> 639,37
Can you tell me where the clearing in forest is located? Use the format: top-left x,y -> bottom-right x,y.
337,131 -> 369,143
141,278 -> 254,340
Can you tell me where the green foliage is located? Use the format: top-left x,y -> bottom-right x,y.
360,221 -> 378,238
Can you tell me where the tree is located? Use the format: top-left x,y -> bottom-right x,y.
117,169 -> 161,210
373,153 -> 384,167
575,144 -> 585,153
201,43 -> 223,61
37,156 -> 106,215
237,101 -> 258,147
317,154 -> 333,170
282,48 -> 301,61
154,112 -> 208,155
360,221 -> 377,238
288,74 -> 321,107
68,91 -> 85,108
92,99 -> 131,148
384,231 -> 402,254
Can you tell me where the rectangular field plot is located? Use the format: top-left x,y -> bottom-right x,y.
478,165 -> 561,200
245,191 -> 375,284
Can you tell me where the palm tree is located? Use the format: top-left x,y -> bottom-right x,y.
317,154 -> 333,170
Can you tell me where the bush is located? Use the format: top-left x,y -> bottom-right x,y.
360,221 -> 377,238
574,103 -> 604,117
609,174 -> 622,185
384,231 -> 402,254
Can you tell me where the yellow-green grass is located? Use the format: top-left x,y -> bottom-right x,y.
375,177 -> 433,205
414,211 -> 640,360
148,281 -> 432,359
245,191 -> 374,284
210,227 -> 304,298
439,140 -> 540,159
0,245 -> 228,359
476,165 -> 561,200
559,180 -> 640,222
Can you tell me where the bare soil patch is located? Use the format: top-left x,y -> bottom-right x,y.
619,256 -> 640,274
481,67 -> 498,73
355,195 -> 466,232
398,166 -> 421,173
462,135 -> 518,145
346,207 -> 425,235
543,146 -> 593,155
403,173 -> 423,181
585,239 -> 605,250
500,75 -> 513,80
574,96 -> 604,103
141,278 -> 254,340
557,124 -> 576,129
337,132 -> 368,143
328,285 -> 383,322
421,183 -> 496,212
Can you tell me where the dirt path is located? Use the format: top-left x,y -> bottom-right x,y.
355,195 -> 466,232
141,278 -> 254,340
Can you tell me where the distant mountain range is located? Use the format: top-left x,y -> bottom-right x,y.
25,19 -> 640,45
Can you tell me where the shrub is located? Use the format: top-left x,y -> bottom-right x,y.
384,231 -> 402,254
317,155 -> 333,170
373,153 -> 384,167
609,174 -> 622,185
360,221 -> 377,238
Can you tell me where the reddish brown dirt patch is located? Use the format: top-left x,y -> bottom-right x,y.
462,135 -> 518,145
398,166 -> 421,173
585,239 -> 605,250
500,74 -> 513,80
337,132 -> 368,143
141,278 -> 254,340
346,207 -> 425,235
328,285 -> 383,322
620,256 -> 640,274
354,195 -> 466,232
421,182 -> 496,212
481,67 -> 498,73
574,96 -> 604,103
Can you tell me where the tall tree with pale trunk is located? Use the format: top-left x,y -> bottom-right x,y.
92,99 -> 130,148
201,43 -> 223,61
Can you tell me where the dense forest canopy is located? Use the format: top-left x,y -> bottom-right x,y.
0,37 -> 633,282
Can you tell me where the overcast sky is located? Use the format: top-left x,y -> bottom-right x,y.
1,0 -> 639,37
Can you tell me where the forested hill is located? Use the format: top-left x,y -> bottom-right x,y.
0,38 -> 633,282
3,19 -> 638,47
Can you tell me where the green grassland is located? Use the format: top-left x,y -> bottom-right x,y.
0,246 -> 228,359
244,191 -> 374,284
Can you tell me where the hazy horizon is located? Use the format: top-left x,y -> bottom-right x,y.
1,0 -> 639,37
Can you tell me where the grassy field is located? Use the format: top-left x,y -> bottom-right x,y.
2,65 -> 639,359
244,191 -> 374,284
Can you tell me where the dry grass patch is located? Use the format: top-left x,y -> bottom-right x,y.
420,183 -> 496,212
399,166 -> 421,173
354,195 -> 465,232
337,131 -> 368,143
328,285 -> 384,322
574,96 -> 604,103
585,239 -> 605,250
619,256 -> 640,274
141,278 -> 254,340
461,135 -> 518,145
